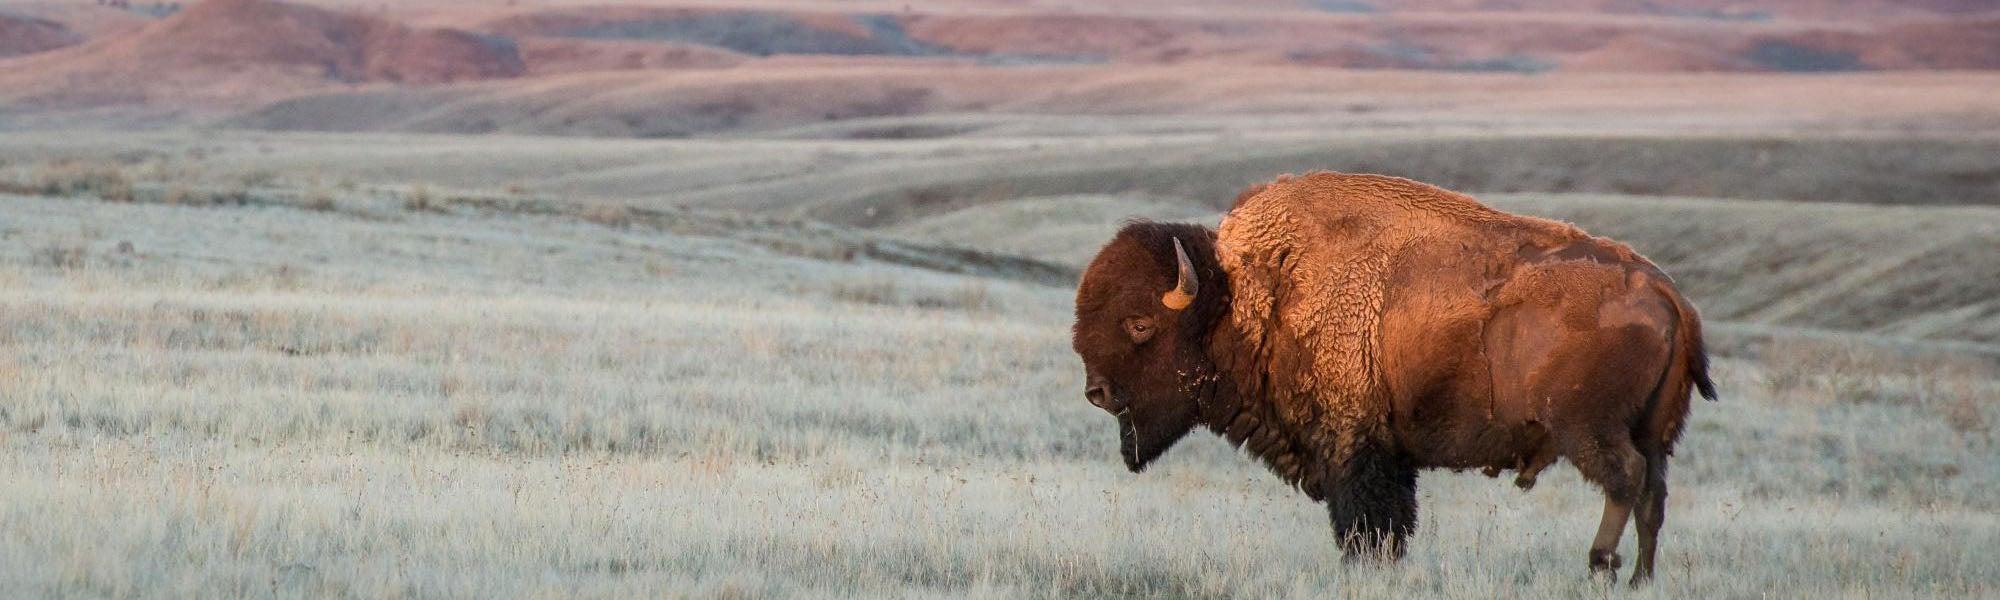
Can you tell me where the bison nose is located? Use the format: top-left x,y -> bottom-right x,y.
1085,380 -> 1121,412
1085,386 -> 1113,410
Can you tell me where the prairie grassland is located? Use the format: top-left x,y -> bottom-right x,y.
3,128 -> 1997,216
2,191 -> 1995,598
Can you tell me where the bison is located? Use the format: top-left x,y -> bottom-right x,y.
1071,172 -> 1716,584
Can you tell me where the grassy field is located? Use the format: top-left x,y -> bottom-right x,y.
5,129 -> 1998,343
4,1 -> 1997,596
3,167 -> 1995,597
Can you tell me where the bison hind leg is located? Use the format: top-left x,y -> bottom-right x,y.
1559,431 -> 1648,579
1630,450 -> 1670,586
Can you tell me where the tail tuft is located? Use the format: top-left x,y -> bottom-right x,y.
1689,334 -> 1718,401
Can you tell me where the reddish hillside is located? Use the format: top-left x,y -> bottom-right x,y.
459,3 -> 2000,72
1348,0 -> 1998,19
0,0 -> 523,109
2,0 -> 1997,129
894,11 -> 2000,72
515,37 -> 746,74
1770,17 -> 2000,70
0,13 -> 83,57
897,14 -> 1190,61
483,6 -> 915,56
0,2 -> 157,38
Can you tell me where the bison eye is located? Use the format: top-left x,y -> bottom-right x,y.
1122,317 -> 1155,344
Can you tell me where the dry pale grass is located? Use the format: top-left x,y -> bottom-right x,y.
4,129 -> 1994,224
204,66 -> 2000,138
1,192 -> 1995,598
886,193 -> 1218,267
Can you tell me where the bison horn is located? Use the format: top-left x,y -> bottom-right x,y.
1161,238 -> 1198,310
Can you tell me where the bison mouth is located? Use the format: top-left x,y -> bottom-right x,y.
1118,410 -> 1144,472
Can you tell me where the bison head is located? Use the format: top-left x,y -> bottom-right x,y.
1072,222 -> 1225,472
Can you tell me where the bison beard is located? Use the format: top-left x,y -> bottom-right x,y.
1116,390 -> 1200,473
1117,412 -> 1142,472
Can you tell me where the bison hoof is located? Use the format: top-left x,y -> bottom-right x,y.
1589,549 -> 1622,574
1514,475 -> 1537,490
1629,570 -> 1654,587
1481,466 -> 1502,478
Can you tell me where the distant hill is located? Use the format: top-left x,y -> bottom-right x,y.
0,0 -> 523,110
470,6 -> 2000,72
0,13 -> 82,58
2,0 -> 1998,131
1314,0 -> 1998,19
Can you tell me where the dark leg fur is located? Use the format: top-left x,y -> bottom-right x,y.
1327,448 -> 1419,562
1558,430 -> 1646,579
1630,452 -> 1669,586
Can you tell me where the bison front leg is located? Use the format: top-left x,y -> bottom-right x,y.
1326,448 -> 1418,562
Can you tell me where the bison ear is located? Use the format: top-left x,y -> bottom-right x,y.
1161,237 -> 1198,310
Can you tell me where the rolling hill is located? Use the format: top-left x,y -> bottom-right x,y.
0,12 -> 81,58
3,127 -> 1997,348
2,0 -> 1999,132
0,0 -> 523,111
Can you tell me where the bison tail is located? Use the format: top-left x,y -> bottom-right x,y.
1643,283 -> 1716,454
1688,332 -> 1718,402
1671,290 -> 1718,402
